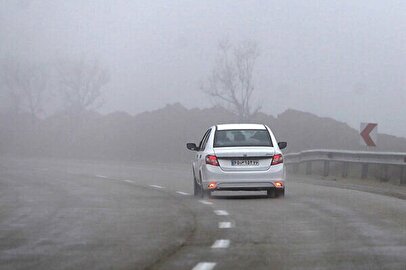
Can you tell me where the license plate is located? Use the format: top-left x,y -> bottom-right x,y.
231,160 -> 259,166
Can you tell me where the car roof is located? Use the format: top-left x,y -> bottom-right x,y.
216,124 -> 267,130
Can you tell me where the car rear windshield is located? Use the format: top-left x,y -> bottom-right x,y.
213,129 -> 273,147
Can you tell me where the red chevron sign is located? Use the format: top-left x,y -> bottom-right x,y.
360,123 -> 378,147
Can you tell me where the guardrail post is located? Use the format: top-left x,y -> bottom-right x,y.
306,162 -> 312,175
361,164 -> 368,179
400,166 -> 406,185
323,161 -> 330,177
380,165 -> 389,182
293,163 -> 299,173
342,162 -> 349,178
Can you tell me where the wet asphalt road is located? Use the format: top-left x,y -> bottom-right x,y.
0,158 -> 405,270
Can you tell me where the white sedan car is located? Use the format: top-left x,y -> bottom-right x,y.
187,124 -> 287,198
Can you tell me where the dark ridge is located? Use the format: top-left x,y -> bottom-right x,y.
1,104 -> 405,162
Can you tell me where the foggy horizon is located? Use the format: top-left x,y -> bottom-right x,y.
1,2 -> 406,270
1,0 -> 405,136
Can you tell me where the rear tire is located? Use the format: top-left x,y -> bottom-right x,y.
193,178 -> 200,197
199,172 -> 206,198
200,185 -> 205,198
267,188 -> 276,198
202,189 -> 212,198
193,169 -> 200,197
276,189 -> 285,197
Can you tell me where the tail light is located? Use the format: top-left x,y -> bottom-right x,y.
271,154 -> 283,165
206,155 -> 219,166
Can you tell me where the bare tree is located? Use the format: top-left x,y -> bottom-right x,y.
0,59 -> 22,114
57,58 -> 109,114
202,40 -> 261,121
0,57 -> 47,121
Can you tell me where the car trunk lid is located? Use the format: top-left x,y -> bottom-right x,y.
213,147 -> 275,171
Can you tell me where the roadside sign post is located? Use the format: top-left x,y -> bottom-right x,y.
359,123 -> 378,180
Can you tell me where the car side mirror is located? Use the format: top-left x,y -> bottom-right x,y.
278,142 -> 287,150
186,143 -> 199,151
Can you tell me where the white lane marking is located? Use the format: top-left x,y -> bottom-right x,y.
218,222 -> 233,229
176,191 -> 190,196
192,262 -> 217,270
149,184 -> 164,189
199,200 -> 213,205
95,175 -> 108,178
214,210 -> 229,216
211,239 -> 230,249
124,180 -> 134,183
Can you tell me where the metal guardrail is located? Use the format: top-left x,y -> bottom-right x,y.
284,149 -> 406,184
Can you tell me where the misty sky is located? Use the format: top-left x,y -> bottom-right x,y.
1,0 -> 405,136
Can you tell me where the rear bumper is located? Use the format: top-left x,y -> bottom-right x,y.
201,163 -> 285,191
216,182 -> 278,191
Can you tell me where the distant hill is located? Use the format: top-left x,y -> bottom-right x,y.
1,103 -> 406,162
273,109 -> 406,153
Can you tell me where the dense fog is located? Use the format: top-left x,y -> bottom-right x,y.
1,0 -> 405,138
1,3 -> 406,270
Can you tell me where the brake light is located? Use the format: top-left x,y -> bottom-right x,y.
271,154 -> 283,165
206,155 -> 219,166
